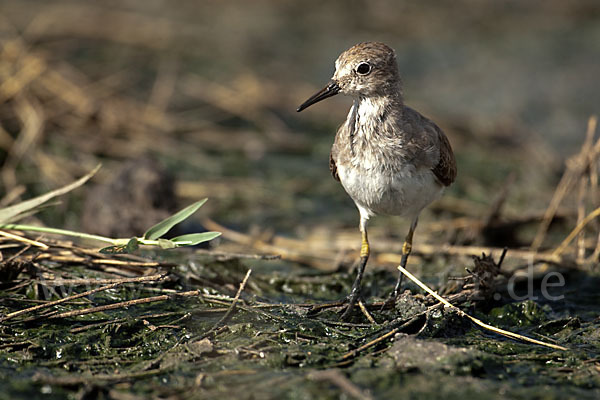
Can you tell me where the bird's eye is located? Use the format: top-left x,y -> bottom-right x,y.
356,62 -> 371,75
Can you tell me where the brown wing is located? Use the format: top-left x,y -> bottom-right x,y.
329,151 -> 340,181
400,106 -> 457,187
431,128 -> 457,187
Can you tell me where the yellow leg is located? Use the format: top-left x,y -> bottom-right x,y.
402,227 -> 414,255
360,229 -> 370,258
393,217 -> 418,298
341,218 -> 370,320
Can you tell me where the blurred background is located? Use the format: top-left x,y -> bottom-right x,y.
1,0 -> 599,259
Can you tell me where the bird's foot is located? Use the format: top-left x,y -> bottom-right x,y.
306,293 -> 362,320
379,287 -> 402,311
308,254 -> 369,320
306,299 -> 347,316
381,262 -> 407,311
339,293 -> 360,321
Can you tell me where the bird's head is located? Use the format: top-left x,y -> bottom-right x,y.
297,42 -> 400,112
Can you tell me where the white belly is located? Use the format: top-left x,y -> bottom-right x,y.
336,162 -> 442,219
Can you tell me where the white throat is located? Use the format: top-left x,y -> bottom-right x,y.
345,96 -> 392,145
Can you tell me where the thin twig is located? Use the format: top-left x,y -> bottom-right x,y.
339,313 -> 426,361
342,328 -> 399,361
576,176 -> 587,262
203,269 -> 252,337
553,206 -> 600,257
40,275 -> 171,286
1,273 -> 167,322
577,117 -> 597,263
396,264 -> 567,351
587,117 -> 600,264
576,174 -> 590,263
497,247 -> 508,269
4,243 -> 32,264
69,311 -> 189,333
194,249 -> 281,261
32,253 -> 174,267
357,299 -> 377,324
48,289 -> 201,320
0,230 -> 48,249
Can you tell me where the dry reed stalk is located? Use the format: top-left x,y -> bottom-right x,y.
202,218 -> 337,271
576,117 -> 598,263
0,230 -> 48,249
576,177 -> 588,263
586,119 -> 600,265
531,116 -> 599,252
553,206 -> 600,258
205,218 -> 566,271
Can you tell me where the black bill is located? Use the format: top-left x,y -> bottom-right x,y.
296,82 -> 341,112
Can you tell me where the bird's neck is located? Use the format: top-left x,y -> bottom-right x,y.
347,93 -> 403,143
354,93 -> 402,122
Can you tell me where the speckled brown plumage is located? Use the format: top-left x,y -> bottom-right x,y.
432,125 -> 457,186
329,151 -> 340,181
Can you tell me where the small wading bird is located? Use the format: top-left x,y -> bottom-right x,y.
297,42 -> 456,319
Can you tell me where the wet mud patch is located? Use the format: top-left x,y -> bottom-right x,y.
1,244 -> 599,399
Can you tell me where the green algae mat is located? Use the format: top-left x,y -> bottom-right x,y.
1,237 -> 599,400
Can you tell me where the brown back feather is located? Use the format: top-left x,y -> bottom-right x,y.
431,129 -> 457,186
329,151 -> 340,181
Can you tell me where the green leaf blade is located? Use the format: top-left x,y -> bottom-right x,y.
143,199 -> 208,240
0,165 -> 101,224
125,237 -> 139,253
171,232 -> 221,247
100,238 -> 139,254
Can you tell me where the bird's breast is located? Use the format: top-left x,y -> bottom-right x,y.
335,160 -> 442,218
